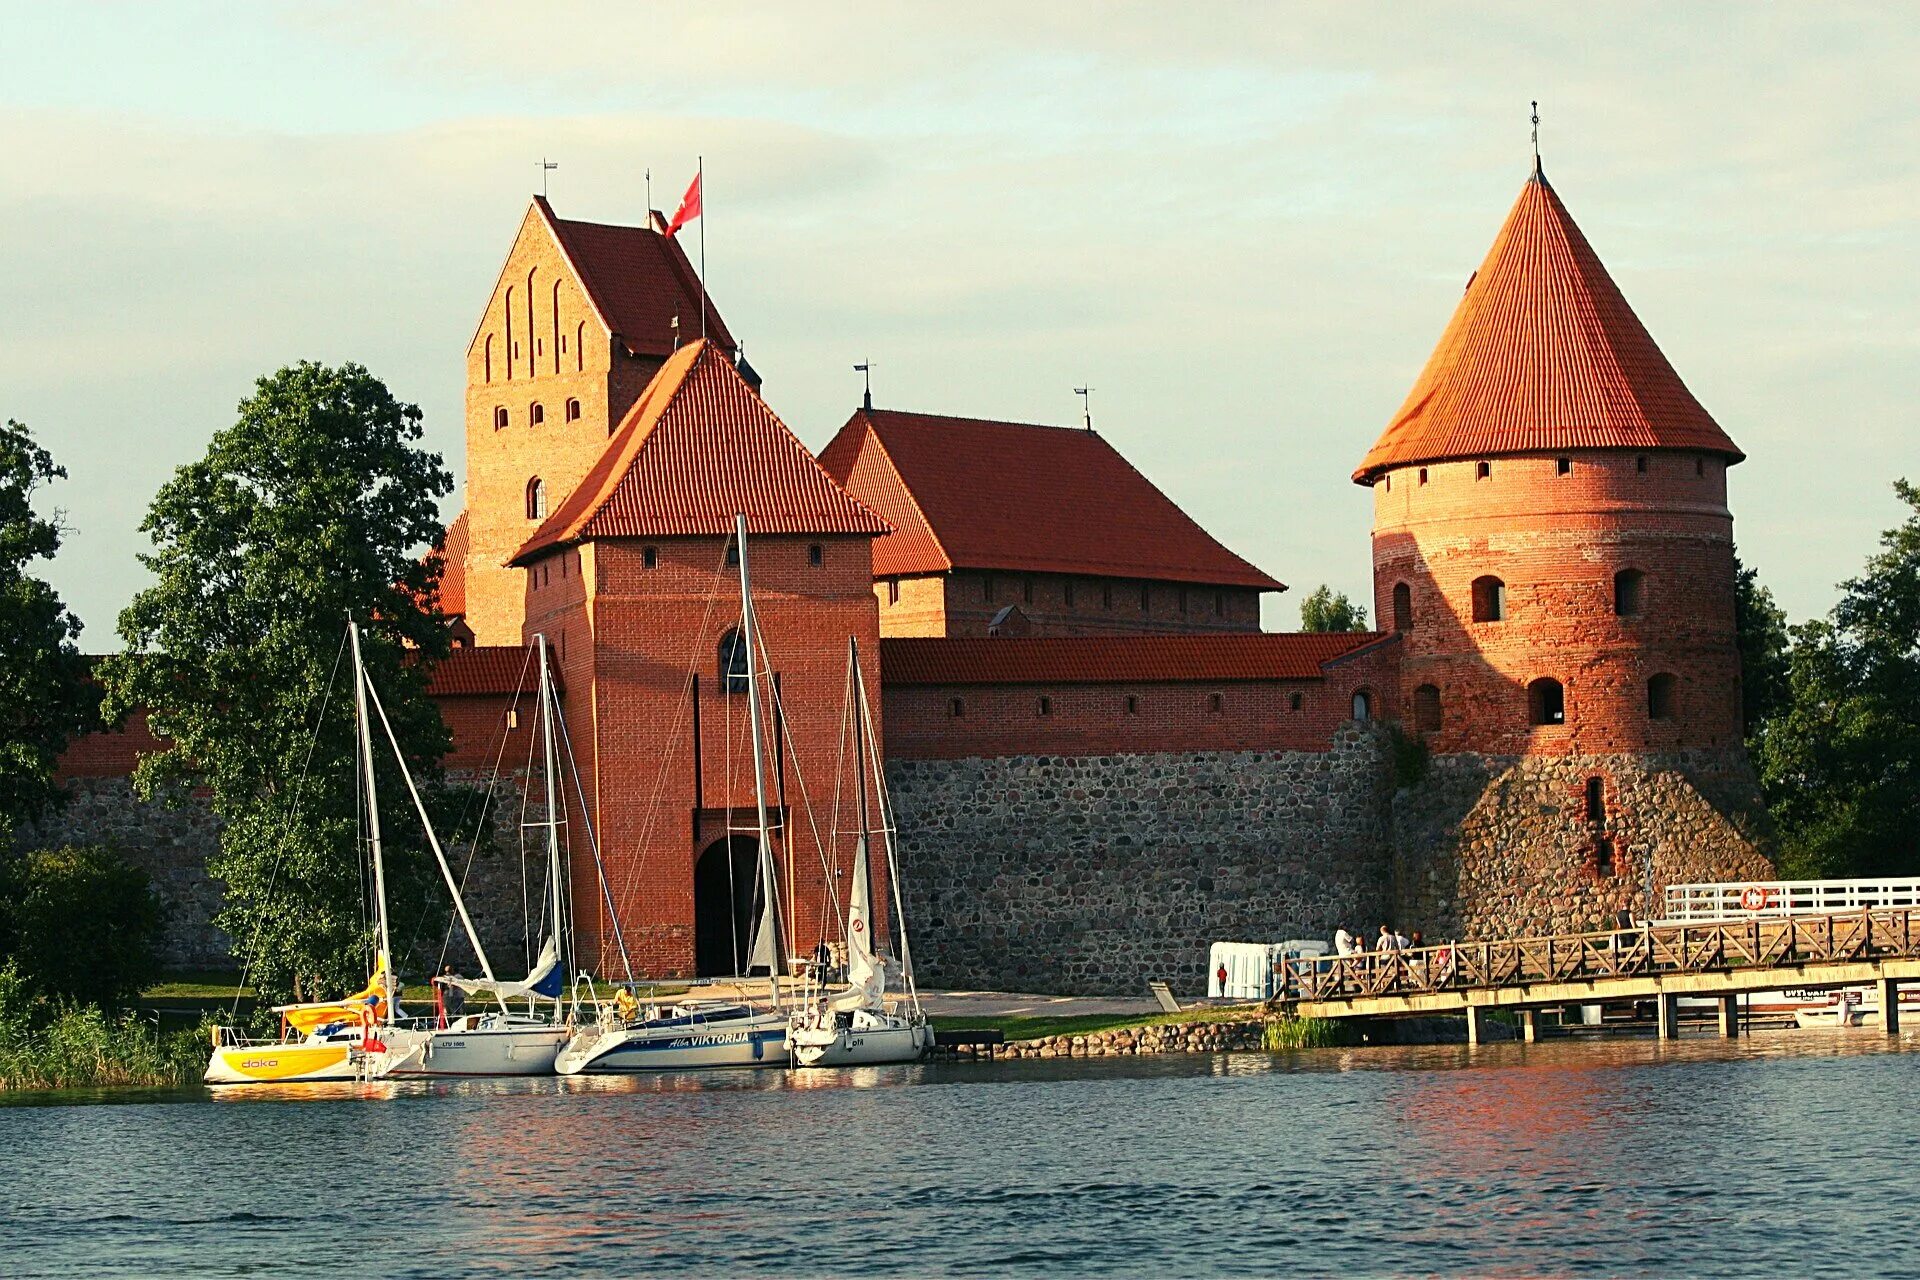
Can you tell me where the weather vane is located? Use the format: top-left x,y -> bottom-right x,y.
1075,386 -> 1093,432
1530,101 -> 1540,166
855,361 -> 874,411
538,157 -> 558,198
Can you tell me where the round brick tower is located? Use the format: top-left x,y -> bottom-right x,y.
1359,159 -> 1773,936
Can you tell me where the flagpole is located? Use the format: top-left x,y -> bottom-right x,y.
698,155 -> 707,344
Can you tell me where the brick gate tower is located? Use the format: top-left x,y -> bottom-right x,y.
1359,158 -> 1773,936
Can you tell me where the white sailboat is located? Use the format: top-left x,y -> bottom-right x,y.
207,621 -> 433,1085
388,633 -> 577,1077
790,637 -> 933,1067
554,513 -> 793,1074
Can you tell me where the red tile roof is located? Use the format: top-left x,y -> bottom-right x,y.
513,341 -> 889,564
431,509 -> 468,617
1355,168 -> 1743,483
537,197 -> 734,360
879,632 -> 1384,686
819,409 -> 1283,591
423,645 -> 557,696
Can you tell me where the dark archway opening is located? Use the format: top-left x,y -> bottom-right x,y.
694,835 -> 761,977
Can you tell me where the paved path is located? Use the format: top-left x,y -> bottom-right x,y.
918,990 -> 1164,1019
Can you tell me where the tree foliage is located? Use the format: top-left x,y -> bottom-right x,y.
0,421 -> 97,838
0,846 -> 163,1009
1299,585 -> 1369,633
1756,481 -> 1920,879
98,363 -> 457,1001
1733,555 -> 1791,742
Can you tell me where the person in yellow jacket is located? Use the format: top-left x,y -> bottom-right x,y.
612,987 -> 640,1022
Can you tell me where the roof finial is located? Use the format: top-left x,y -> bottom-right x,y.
1075,386 -> 1093,432
1530,100 -> 1542,178
854,360 -> 874,412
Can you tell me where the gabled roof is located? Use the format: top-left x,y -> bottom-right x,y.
512,341 -> 889,564
1354,167 -> 1743,483
879,632 -> 1386,686
818,409 -> 1284,591
423,645 -> 559,696
539,198 -> 733,359
431,510 -> 468,618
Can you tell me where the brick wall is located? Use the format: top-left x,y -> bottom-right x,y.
1372,449 -> 1742,756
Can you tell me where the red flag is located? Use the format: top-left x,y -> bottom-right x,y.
666,170 -> 702,237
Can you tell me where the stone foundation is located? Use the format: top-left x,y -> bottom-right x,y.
1392,749 -> 1773,939
887,726 -> 1397,996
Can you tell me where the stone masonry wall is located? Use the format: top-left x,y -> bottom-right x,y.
887,725 -> 1397,996
1392,748 -> 1774,939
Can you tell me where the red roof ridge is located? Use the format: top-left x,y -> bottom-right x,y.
1355,171 -> 1743,483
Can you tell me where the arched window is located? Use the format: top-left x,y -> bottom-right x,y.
718,629 -> 750,694
484,334 -> 494,383
529,402 -> 545,426
493,405 -> 508,430
1471,575 -> 1506,623
1614,568 -> 1645,617
1413,684 -> 1442,731
1528,677 -> 1565,726
576,320 -> 586,372
551,278 -> 563,374
565,398 -> 582,422
1392,582 -> 1412,632
1352,688 -> 1373,721
1648,673 -> 1677,721
504,287 -> 515,380
808,544 -> 823,567
525,477 -> 546,520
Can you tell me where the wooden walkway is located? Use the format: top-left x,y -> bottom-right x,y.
1280,909 -> 1920,1043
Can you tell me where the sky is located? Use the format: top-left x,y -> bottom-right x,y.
3,3 -> 1914,646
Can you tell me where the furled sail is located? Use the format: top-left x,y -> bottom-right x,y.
444,936 -> 564,1000
832,832 -> 885,1012
275,956 -> 391,1033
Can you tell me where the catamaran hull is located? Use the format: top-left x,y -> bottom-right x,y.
555,1014 -> 790,1074
792,1022 -> 933,1067
390,1024 -> 571,1076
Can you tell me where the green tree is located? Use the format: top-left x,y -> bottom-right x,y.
1756,481 -> 1920,879
0,421 -> 97,838
1733,554 -> 1791,743
0,846 -> 163,1008
98,363 -> 456,1001
1299,585 -> 1369,633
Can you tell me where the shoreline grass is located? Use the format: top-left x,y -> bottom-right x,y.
929,1004 -> 1263,1043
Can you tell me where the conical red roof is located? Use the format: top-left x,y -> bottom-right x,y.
511,341 -> 888,564
1354,168 -> 1742,483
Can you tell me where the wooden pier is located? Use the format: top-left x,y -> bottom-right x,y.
1280,909 -> 1920,1043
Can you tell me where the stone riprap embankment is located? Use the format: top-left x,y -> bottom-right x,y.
948,1019 -> 1268,1061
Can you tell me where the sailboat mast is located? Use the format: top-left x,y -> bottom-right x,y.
849,637 -> 876,932
347,620 -> 395,1016
734,512 -> 783,1005
536,634 -> 566,1000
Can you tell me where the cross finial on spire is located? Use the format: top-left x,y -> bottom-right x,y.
854,361 -> 874,412
538,157 -> 558,198
1529,101 -> 1542,177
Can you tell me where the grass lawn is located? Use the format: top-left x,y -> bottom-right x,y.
929,1005 -> 1261,1042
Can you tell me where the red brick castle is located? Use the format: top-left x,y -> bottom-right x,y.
49,159 -> 1771,991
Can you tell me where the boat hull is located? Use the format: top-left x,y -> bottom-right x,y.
205,1041 -> 360,1085
792,1021 -> 933,1067
391,1020 -> 571,1076
555,1008 -> 790,1074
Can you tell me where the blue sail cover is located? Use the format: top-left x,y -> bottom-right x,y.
446,937 -> 563,1000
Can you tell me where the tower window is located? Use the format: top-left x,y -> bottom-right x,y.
886,580 -> 900,605
530,402 -> 545,426
949,697 -> 965,718
1289,692 -> 1303,712
643,546 -> 658,569
1392,582 -> 1412,632
1037,696 -> 1052,717
1648,673 -> 1677,721
719,629 -> 749,694
1585,776 -> 1606,825
1528,677 -> 1566,726
1614,568 -> 1646,617
725,541 -> 740,568
565,398 -> 582,422
1471,575 -> 1506,623
1208,693 -> 1224,714
1125,695 -> 1139,715
1413,684 -> 1442,732
1384,473 -> 1391,492
493,406 -> 509,430
1636,455 -> 1649,474
1351,689 -> 1373,721
525,477 -> 547,520
1476,461 -> 1492,480
1556,457 -> 1572,476
808,544 -> 823,567
1418,467 -> 1429,486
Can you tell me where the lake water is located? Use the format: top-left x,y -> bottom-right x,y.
2,1030 -> 1914,1278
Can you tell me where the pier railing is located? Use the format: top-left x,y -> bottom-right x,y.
1282,909 -> 1920,1004
1663,876 -> 1920,922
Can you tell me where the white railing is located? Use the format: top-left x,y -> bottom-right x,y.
1662,877 -> 1920,923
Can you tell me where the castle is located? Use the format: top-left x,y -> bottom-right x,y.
47,158 -> 1773,993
